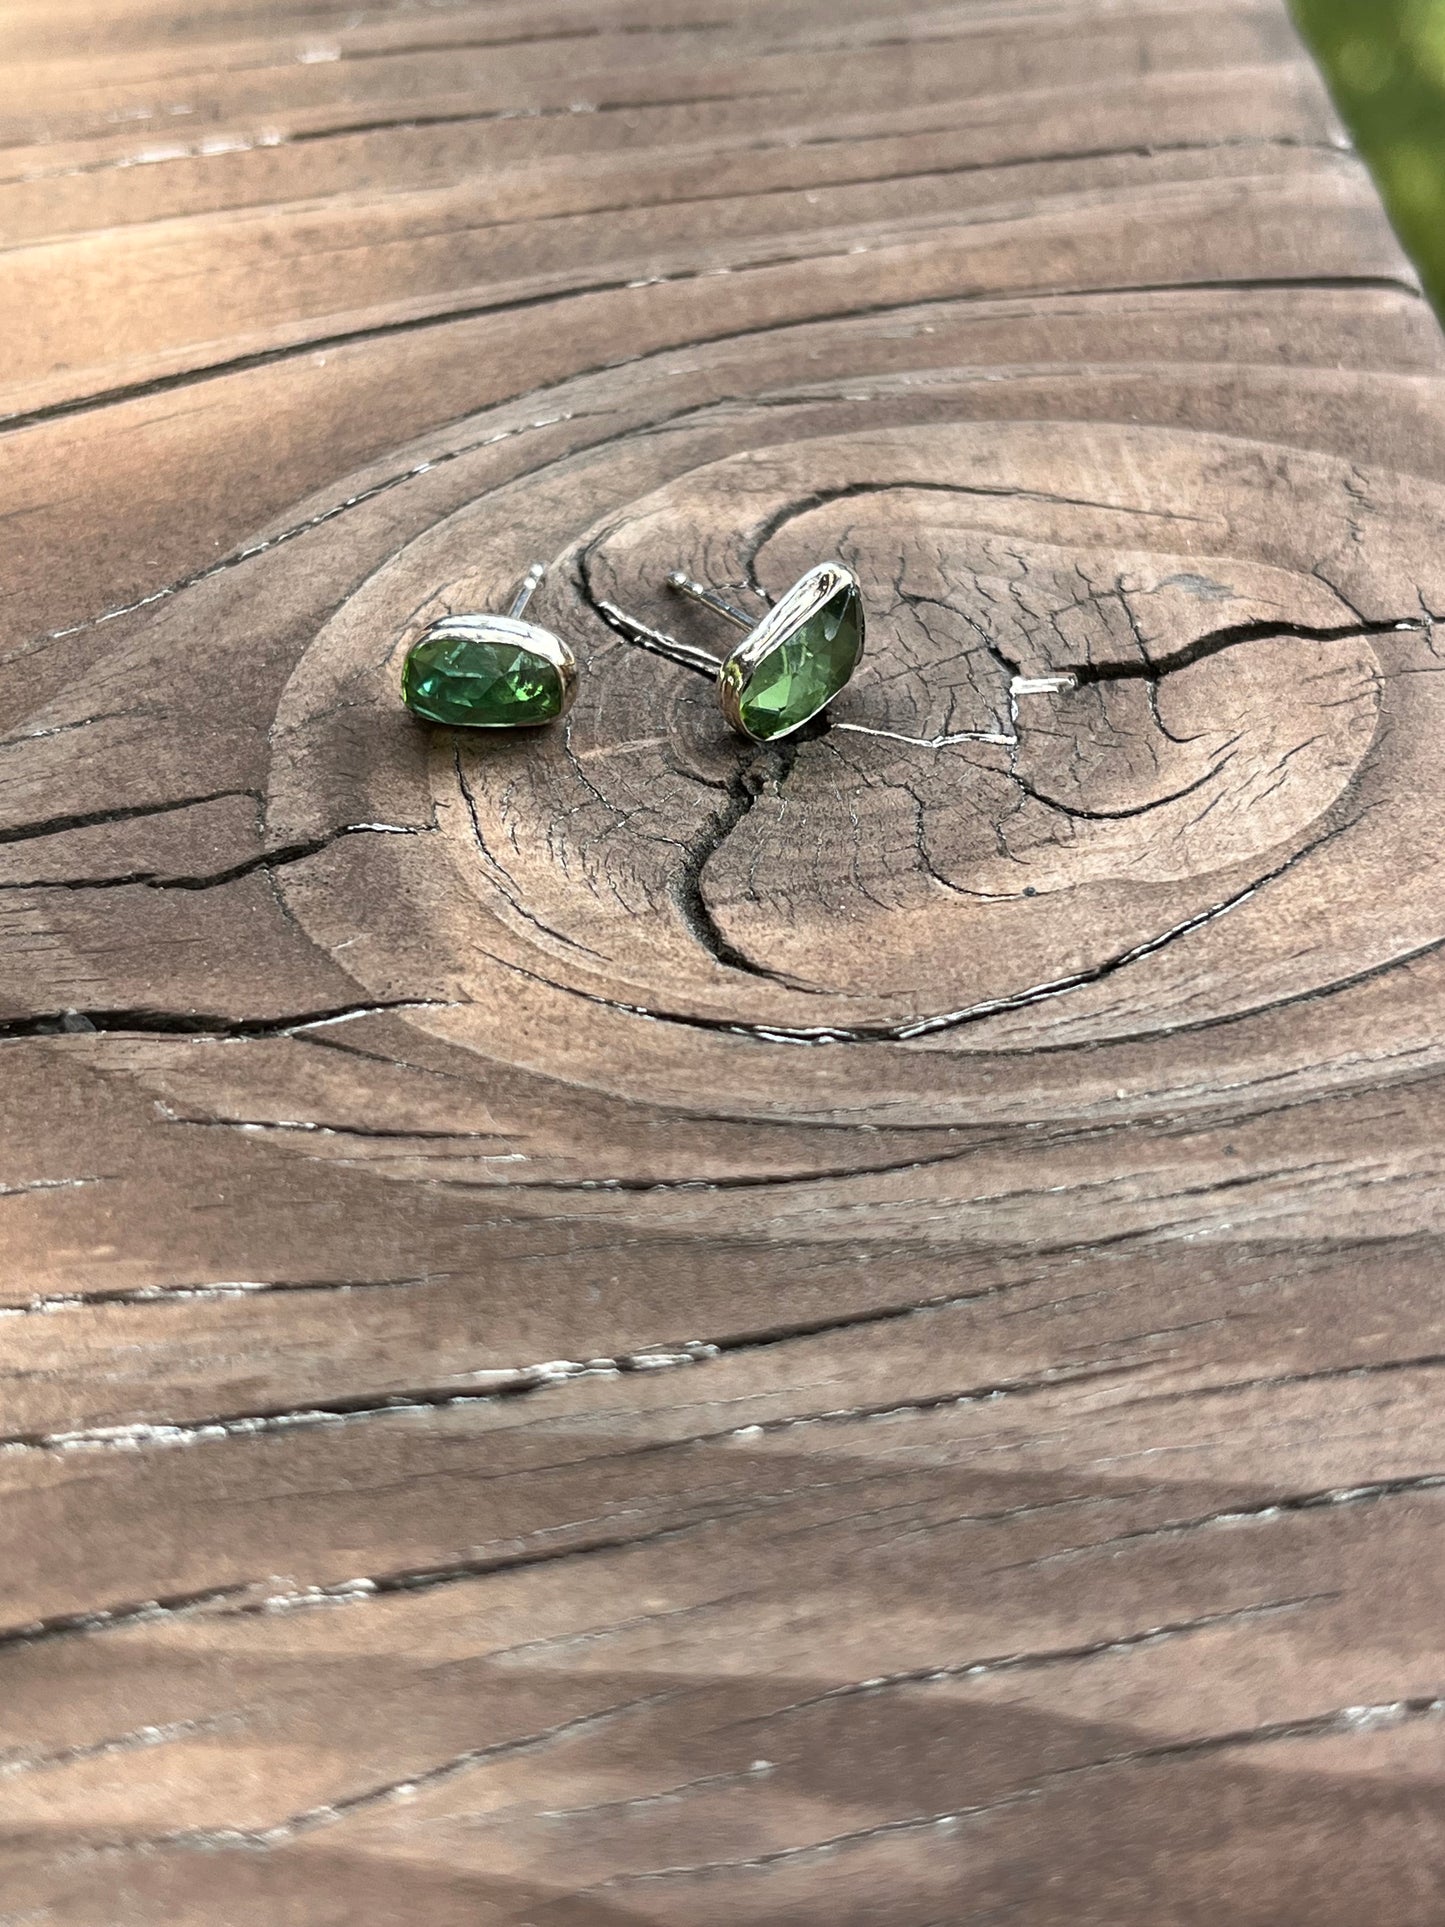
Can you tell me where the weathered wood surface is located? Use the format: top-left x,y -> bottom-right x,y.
3,0 -> 1445,1919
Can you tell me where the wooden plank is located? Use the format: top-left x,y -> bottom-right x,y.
2,0 -> 1444,1919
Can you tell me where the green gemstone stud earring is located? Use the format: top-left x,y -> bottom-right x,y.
401,564 -> 578,728
601,562 -> 865,743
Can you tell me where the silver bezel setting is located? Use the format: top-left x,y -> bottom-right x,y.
404,613 -> 579,726
716,563 -> 864,741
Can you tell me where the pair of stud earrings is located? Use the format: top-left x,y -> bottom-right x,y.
400,559 -> 865,745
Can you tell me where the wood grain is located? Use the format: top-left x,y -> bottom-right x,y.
3,0 -> 1444,1920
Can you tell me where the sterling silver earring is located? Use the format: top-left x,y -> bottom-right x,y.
602,562 -> 865,743
401,564 -> 579,728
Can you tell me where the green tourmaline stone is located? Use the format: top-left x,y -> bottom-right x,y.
737,585 -> 862,741
402,627 -> 564,727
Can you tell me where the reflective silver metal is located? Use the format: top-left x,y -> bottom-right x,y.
706,562 -> 863,740
406,563 -> 578,723
666,571 -> 754,631
601,562 -> 865,742
508,561 -> 547,620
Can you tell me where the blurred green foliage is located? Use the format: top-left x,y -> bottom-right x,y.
1293,0 -> 1445,311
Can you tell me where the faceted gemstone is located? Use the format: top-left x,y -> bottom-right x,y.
402,627 -> 564,727
737,585 -> 862,741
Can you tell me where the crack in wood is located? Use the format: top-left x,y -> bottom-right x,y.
991,1471 -> 1445,1575
0,1275 -> 438,1315
2,1352 -> 1136,1464
732,1592 -> 1337,1725
0,790 -> 259,848
0,1001 -> 457,1044
0,263 -> 1423,438
91,1688 -> 691,1861
465,810 -> 1364,1043
14,407 -> 593,656
0,822 -> 425,895
0,1715 -> 239,1782
583,1695 -> 1445,1888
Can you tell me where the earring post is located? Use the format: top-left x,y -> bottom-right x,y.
509,562 -> 546,620
666,571 -> 754,632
